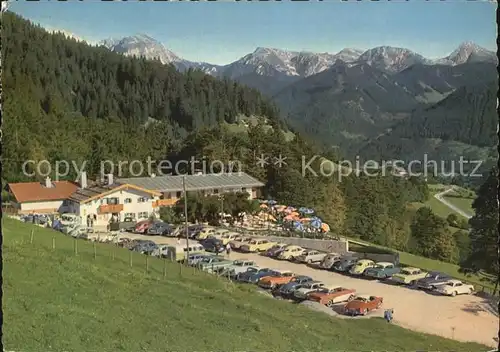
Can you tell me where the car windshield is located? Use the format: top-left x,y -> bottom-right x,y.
355,297 -> 368,302
374,265 -> 385,269
249,241 -> 257,245
246,267 -> 258,273
401,270 -> 414,275
233,261 -> 244,266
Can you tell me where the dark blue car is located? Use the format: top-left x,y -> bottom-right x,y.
274,275 -> 313,298
416,271 -> 452,290
237,268 -> 278,284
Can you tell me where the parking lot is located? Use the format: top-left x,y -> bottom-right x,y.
117,233 -> 498,347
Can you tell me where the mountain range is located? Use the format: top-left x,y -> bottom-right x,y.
96,33 -> 498,185
98,35 -> 497,95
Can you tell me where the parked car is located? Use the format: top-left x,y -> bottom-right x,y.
223,259 -> 257,278
391,267 -> 428,285
68,225 -> 93,238
277,245 -> 306,260
196,227 -> 216,240
273,275 -> 314,299
364,262 -> 401,279
200,238 -> 225,253
132,241 -> 158,255
134,220 -> 154,234
416,271 -> 452,290
344,295 -> 383,316
229,236 -> 254,251
218,232 -> 239,245
318,253 -> 343,269
151,245 -> 170,257
147,222 -> 172,236
187,225 -> 204,238
184,253 -> 214,266
258,270 -> 296,289
261,243 -> 288,257
119,217 -> 137,232
212,228 -> 230,238
434,280 -> 474,296
240,239 -> 277,253
295,250 -> 327,264
332,258 -> 358,273
349,259 -> 376,275
306,286 -> 356,307
292,281 -> 326,301
237,267 -> 278,284
196,256 -> 233,273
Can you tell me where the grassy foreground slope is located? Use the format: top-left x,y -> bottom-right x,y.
3,218 -> 488,351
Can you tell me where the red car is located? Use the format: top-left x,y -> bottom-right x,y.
134,220 -> 152,234
344,295 -> 383,316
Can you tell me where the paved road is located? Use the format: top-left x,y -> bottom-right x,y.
434,186 -> 473,219
121,233 -> 497,347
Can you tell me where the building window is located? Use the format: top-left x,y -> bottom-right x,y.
124,213 -> 135,220
242,187 -> 247,192
107,197 -> 119,205
124,198 -> 132,204
164,193 -> 172,199
138,212 -> 148,219
176,191 -> 182,198
138,197 -> 148,203
213,189 -> 219,194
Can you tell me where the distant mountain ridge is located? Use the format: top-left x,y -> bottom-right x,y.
99,34 -> 496,77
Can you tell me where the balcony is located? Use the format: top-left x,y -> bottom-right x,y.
153,199 -> 178,207
98,204 -> 124,214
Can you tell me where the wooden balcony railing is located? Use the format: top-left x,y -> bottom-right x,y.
98,204 -> 124,214
153,199 -> 178,207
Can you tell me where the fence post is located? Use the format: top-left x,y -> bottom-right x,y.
163,259 -> 167,278
74,239 -> 78,256
129,251 -> 133,268
52,236 -> 55,250
30,229 -> 34,244
112,246 -> 115,261
146,256 -> 149,273
179,262 -> 182,276
93,241 -> 97,259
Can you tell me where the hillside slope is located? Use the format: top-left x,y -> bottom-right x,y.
359,82 -> 498,161
3,219 -> 487,351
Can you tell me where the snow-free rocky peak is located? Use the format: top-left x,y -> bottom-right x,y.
358,46 -> 432,73
436,41 -> 497,65
99,34 -> 181,64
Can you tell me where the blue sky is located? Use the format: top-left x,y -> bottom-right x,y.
9,1 -> 497,65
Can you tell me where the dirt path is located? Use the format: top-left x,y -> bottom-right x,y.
122,234 -> 498,347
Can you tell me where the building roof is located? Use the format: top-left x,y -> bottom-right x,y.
116,172 -> 265,193
8,181 -> 79,203
69,183 -> 162,204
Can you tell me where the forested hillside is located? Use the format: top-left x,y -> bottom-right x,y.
2,12 -> 488,268
1,12 -> 281,181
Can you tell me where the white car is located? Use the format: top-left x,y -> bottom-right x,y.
293,281 -> 325,300
435,280 -> 474,296
226,260 -> 257,277
295,250 -> 327,264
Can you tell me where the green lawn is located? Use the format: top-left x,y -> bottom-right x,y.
443,195 -> 474,216
409,184 -> 476,220
3,218 -> 489,352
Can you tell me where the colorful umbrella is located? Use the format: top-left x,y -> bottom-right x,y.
310,218 -> 322,228
293,221 -> 305,232
321,223 -> 330,232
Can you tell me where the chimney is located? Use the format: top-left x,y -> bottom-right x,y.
80,171 -> 88,189
44,176 -> 52,188
107,173 -> 114,186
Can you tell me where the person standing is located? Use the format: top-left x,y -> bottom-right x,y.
225,242 -> 231,257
